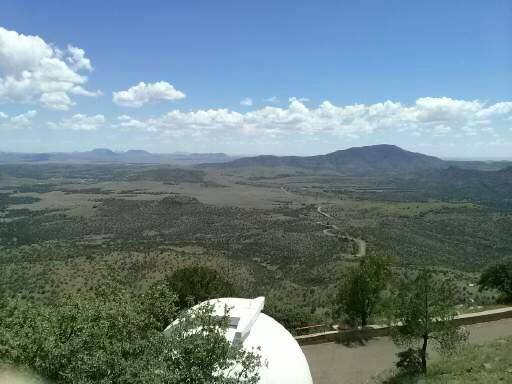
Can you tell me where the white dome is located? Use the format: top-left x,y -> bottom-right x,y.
168,297 -> 313,384
244,311 -> 313,384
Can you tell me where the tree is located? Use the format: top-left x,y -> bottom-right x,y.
389,269 -> 468,374
263,296 -> 318,332
164,266 -> 238,309
478,257 -> 512,302
0,287 -> 261,384
140,280 -> 179,331
336,254 -> 392,327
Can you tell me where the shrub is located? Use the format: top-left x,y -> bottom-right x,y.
396,348 -> 423,375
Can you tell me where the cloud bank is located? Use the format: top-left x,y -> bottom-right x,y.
115,97 -> 512,140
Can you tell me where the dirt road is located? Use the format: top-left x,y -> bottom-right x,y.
302,318 -> 512,384
317,206 -> 366,258
279,186 -> 366,258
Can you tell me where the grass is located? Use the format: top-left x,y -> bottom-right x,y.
424,337 -> 512,383
384,337 -> 512,383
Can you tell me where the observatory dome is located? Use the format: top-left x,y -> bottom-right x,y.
167,297 -> 313,384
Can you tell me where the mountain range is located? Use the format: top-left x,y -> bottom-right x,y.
2,145 -> 510,175
0,149 -> 239,165
216,144 -> 447,174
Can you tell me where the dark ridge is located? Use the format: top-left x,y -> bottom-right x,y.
217,144 -> 446,174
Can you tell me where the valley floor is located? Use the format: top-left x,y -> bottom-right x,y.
302,318 -> 512,384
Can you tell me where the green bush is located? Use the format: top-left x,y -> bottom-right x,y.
396,348 -> 423,375
0,286 -> 261,384
163,266 -> 238,309
479,257 -> 512,302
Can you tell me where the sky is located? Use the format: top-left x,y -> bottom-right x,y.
0,0 -> 511,158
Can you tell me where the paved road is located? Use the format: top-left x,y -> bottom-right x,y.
302,318 -> 512,384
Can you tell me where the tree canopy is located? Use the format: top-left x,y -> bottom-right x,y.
336,254 -> 392,326
0,285 -> 261,384
389,269 -> 468,374
163,266 -> 238,310
479,257 -> 512,301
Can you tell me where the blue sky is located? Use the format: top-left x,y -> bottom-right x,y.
0,0 -> 511,157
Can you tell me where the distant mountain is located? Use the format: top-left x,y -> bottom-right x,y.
220,144 -> 447,174
0,149 -> 240,165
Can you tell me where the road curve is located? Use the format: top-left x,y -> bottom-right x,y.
317,205 -> 366,258
279,186 -> 366,259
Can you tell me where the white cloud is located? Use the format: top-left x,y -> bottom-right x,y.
114,97 -> 512,140
65,45 -> 93,72
432,124 -> 452,136
112,81 -> 186,107
47,113 -> 105,131
240,97 -> 253,107
289,97 -> 309,103
477,102 -> 512,117
0,110 -> 37,129
116,114 -> 153,131
0,27 -> 100,110
264,96 -> 279,104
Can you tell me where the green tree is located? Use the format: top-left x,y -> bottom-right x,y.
336,254 -> 392,326
389,269 -> 468,374
0,287 -> 261,384
164,266 -> 238,309
478,257 -> 512,302
140,280 -> 179,331
263,297 -> 317,332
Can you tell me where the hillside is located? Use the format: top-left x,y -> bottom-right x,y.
220,145 -> 446,174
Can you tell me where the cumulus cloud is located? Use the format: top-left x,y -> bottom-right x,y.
240,97 -> 253,107
112,81 -> 186,107
0,110 -> 37,129
0,27 -> 100,110
47,113 -> 105,131
116,114 -> 153,131
114,97 -> 512,140
65,45 -> 93,72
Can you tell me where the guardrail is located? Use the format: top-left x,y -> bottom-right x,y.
295,306 -> 512,346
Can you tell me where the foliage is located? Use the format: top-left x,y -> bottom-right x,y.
139,281 -> 179,331
162,266 -> 238,309
336,254 -> 392,326
0,287 -> 261,384
383,336 -> 512,383
263,297 -> 318,333
478,257 -> 512,301
389,269 -> 468,374
395,348 -> 423,376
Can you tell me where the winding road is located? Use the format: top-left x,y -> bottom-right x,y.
317,206 -> 366,259
280,185 -> 366,259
